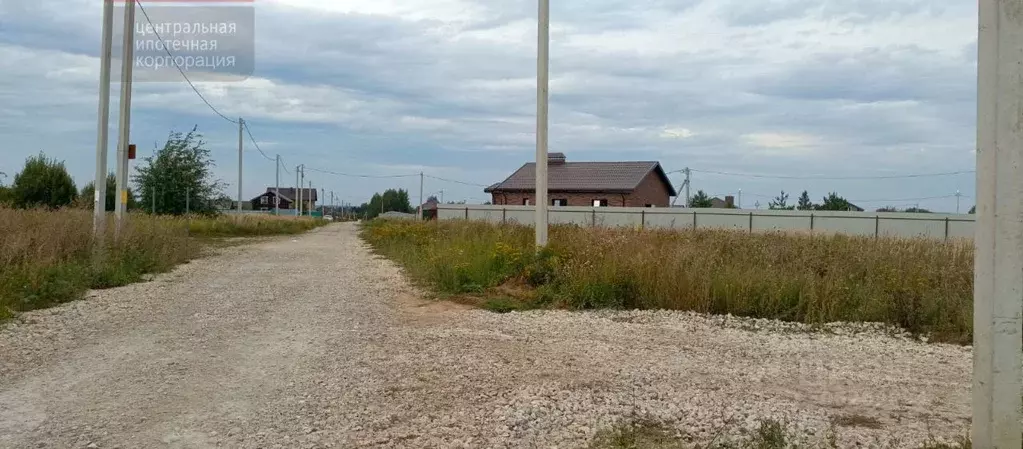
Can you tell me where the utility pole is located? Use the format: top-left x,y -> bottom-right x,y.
418,172 -> 424,221
92,0 -> 115,239
973,1 -> 1023,447
685,168 -> 691,208
321,188 -> 325,215
274,154 -> 281,216
956,189 -> 962,214
237,118 -> 244,213
440,189 -> 445,204
300,166 -> 305,216
113,0 -> 136,239
185,186 -> 190,215
534,0 -> 550,247
295,165 -> 301,216
738,189 -> 743,210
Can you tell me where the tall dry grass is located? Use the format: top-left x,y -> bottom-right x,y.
362,220 -> 974,344
0,208 -> 326,319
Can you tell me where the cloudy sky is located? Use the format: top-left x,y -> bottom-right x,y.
0,0 -> 979,211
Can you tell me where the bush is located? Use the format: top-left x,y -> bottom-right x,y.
10,153 -> 77,209
361,220 -> 974,344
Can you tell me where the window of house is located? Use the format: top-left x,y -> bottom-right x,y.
645,204 -> 654,208
260,196 -> 268,205
552,198 -> 567,206
523,198 -> 532,205
592,199 -> 608,207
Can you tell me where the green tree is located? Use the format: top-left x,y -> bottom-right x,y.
817,192 -> 855,211
769,190 -> 795,210
876,206 -> 898,212
80,173 -> 137,211
688,190 -> 713,208
133,127 -> 224,215
903,207 -> 932,213
10,153 -> 77,209
365,188 -> 414,218
796,191 -> 814,210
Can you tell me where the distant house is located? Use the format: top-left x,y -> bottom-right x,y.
484,153 -> 677,207
420,198 -> 440,220
250,188 -> 317,211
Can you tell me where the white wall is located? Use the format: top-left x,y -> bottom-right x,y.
436,205 -> 975,240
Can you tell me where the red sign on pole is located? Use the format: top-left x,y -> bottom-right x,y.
128,144 -> 136,160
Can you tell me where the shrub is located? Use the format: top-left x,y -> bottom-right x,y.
10,153 -> 77,209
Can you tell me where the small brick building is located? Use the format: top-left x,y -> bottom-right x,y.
485,153 -> 676,207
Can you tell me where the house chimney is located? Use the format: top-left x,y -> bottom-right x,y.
725,195 -> 735,208
548,152 -> 566,165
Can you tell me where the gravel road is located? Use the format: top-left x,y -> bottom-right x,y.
0,223 -> 971,448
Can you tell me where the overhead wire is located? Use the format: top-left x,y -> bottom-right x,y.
135,0 -> 239,125
689,168 -> 975,180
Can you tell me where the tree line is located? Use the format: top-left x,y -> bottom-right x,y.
687,189 -> 970,213
0,127 -> 227,215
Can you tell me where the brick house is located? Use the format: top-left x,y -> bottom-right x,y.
250,188 -> 317,211
485,153 -> 676,207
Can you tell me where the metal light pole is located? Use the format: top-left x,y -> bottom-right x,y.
93,0 -> 115,238
113,0 -> 136,238
973,1 -> 1023,446
534,0 -> 550,247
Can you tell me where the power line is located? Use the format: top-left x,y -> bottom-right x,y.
304,167 -> 418,179
424,175 -> 489,187
242,121 -> 274,162
135,0 -> 239,125
849,194 -> 961,203
689,168 -> 975,180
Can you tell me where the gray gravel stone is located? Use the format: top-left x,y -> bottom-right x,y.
0,224 -> 970,448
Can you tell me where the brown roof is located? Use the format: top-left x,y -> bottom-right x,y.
485,161 -> 676,195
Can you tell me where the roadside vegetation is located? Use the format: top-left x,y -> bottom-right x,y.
0,130 -> 327,321
588,419 -> 970,449
0,208 -> 325,320
361,220 -> 973,344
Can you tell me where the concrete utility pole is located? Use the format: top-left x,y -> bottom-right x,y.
418,172 -> 424,221
114,0 -> 136,239
973,1 -> 1023,447
300,166 -> 305,215
738,189 -> 743,210
685,167 -> 691,208
93,0 -> 115,239
237,118 -> 244,213
275,154 -> 281,216
955,189 -> 962,214
534,0 -> 550,247
295,165 -> 301,217
321,188 -> 324,214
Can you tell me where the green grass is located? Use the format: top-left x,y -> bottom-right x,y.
0,208 -> 326,319
361,220 -> 974,344
588,420 -> 971,449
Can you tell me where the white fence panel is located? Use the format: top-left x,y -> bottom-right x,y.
434,205 -> 976,240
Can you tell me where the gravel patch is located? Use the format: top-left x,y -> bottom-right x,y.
0,223 -> 971,448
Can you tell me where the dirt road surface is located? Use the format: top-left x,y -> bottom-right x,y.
0,224 -> 971,448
